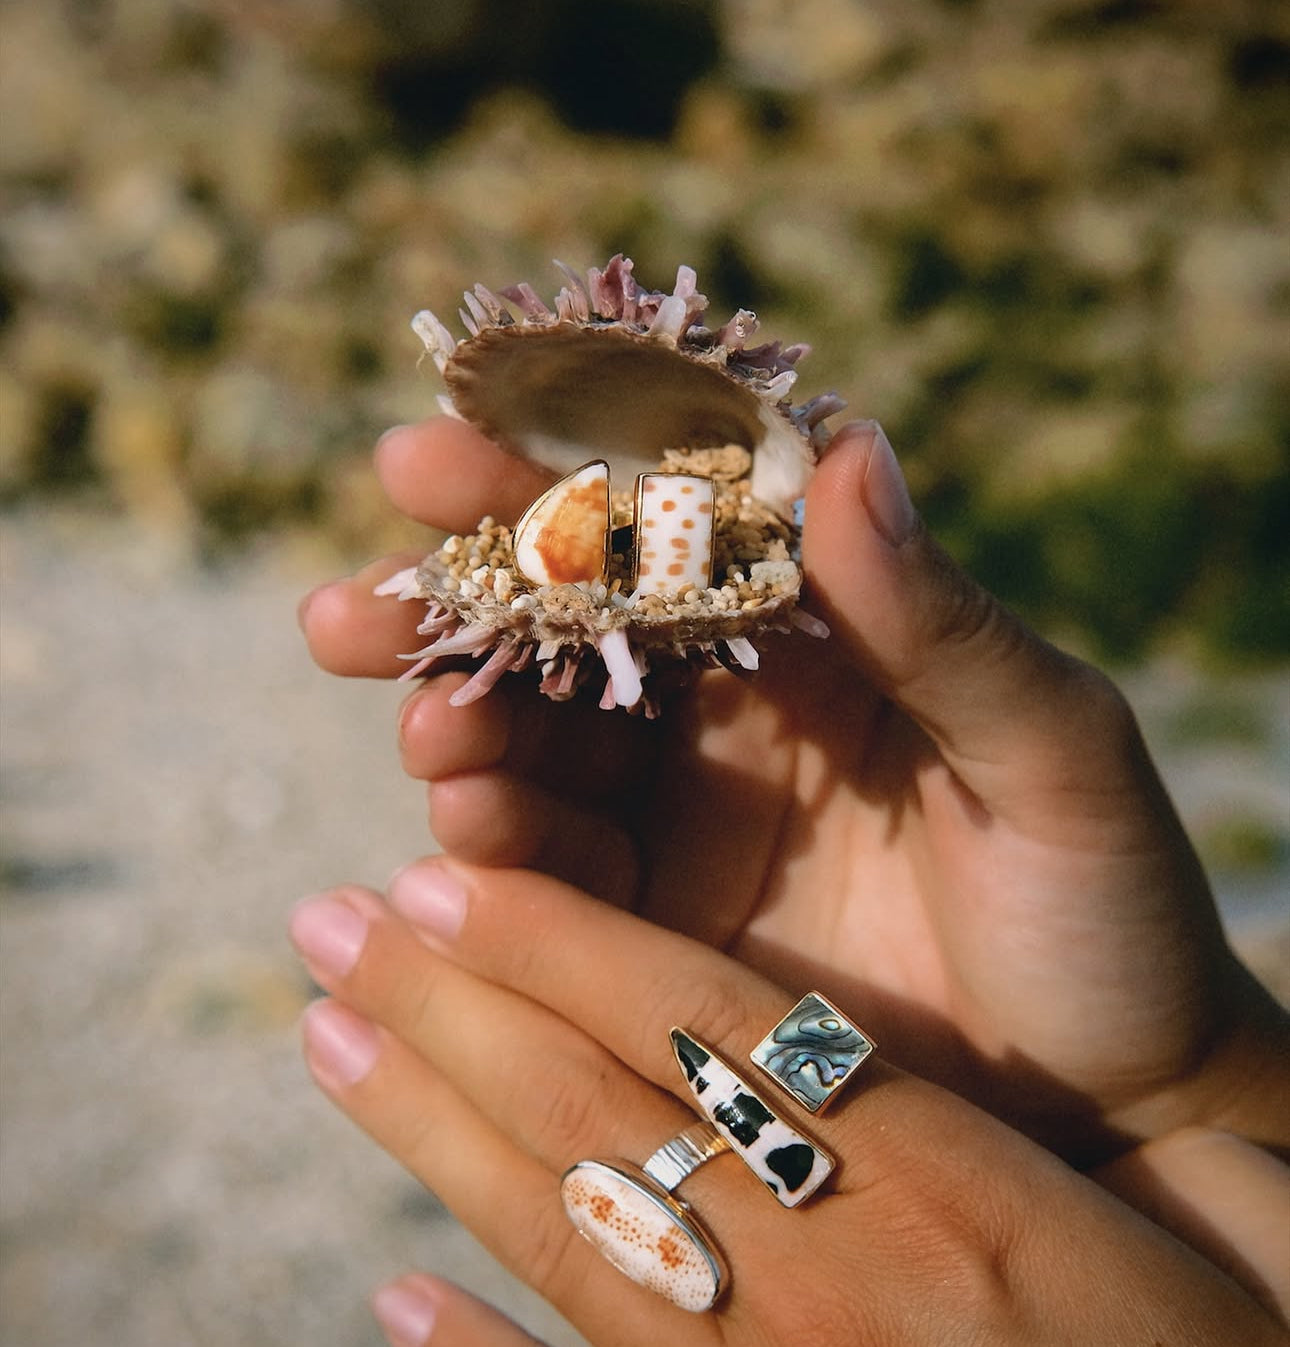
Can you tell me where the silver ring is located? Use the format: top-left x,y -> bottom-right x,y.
561,1121 -> 731,1313
642,1120 -> 731,1191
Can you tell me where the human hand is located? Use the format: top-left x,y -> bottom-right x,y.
299,418 -> 1289,1164
288,859 -> 1289,1345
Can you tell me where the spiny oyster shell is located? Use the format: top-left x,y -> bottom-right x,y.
379,255 -> 843,715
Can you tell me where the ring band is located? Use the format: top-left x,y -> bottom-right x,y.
561,1121 -> 730,1313
642,1120 -> 732,1191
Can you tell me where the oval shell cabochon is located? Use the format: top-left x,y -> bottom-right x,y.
561,1160 -> 725,1313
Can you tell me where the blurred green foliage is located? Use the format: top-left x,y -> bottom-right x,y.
1198,814 -> 1290,878
0,0 -> 1286,663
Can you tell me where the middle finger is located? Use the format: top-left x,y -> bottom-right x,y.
292,886 -> 688,1177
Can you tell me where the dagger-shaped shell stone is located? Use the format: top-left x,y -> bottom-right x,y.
633,474 -> 715,595
511,460 -> 610,587
671,1029 -> 834,1208
560,1160 -> 725,1312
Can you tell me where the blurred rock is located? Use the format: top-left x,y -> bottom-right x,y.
722,0 -> 894,90
92,355 -> 197,544
1175,222 -> 1290,384
144,946 -> 309,1036
260,215 -> 360,293
190,362 -> 318,481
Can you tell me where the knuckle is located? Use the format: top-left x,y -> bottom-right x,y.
1038,655 -> 1146,786
1065,659 -> 1136,740
868,1179 -> 1021,1336
633,962 -> 752,1076
921,540 -> 1003,656
428,777 -> 535,866
385,1094 -> 444,1175
397,687 -> 435,772
526,1048 -> 618,1167
391,962 -> 441,1045
518,1193 -> 586,1304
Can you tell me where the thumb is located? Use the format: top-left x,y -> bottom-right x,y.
802,421 -> 1133,805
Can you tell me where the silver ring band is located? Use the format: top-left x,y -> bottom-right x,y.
642,1121 -> 731,1192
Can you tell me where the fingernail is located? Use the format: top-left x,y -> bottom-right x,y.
296,585 -> 324,630
818,417 -> 876,460
372,1278 -> 439,1347
860,422 -> 917,547
388,862 -> 467,946
374,424 -> 413,458
302,999 -> 381,1088
290,895 -> 369,981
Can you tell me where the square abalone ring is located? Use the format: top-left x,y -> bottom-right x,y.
750,991 -> 876,1114
560,1122 -> 731,1312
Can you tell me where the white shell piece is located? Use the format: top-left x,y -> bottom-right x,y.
749,560 -> 799,587
790,608 -> 831,639
633,474 -> 714,595
725,637 -> 759,671
410,310 -> 457,373
372,566 -> 420,598
511,460 -> 610,587
596,627 -> 642,707
463,290 -> 490,329
649,293 -> 689,342
749,402 -> 814,515
402,626 -> 495,661
561,1162 -> 723,1312
762,369 -> 798,402
671,1030 -> 834,1208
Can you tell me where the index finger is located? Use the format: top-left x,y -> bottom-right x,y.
376,418 -> 556,533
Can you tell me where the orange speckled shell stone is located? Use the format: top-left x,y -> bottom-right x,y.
512,460 -> 610,587
561,1160 -> 725,1311
633,473 -> 714,594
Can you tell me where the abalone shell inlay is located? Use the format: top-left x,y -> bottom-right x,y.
560,1160 -> 724,1312
669,1029 -> 834,1208
749,992 -> 875,1113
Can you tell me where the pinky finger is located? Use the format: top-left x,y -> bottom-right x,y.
372,1273 -> 549,1346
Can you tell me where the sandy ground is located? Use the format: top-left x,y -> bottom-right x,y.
0,509 -> 586,1347
1,507 -> 1285,1347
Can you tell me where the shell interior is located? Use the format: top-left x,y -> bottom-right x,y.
445,324 -> 813,517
